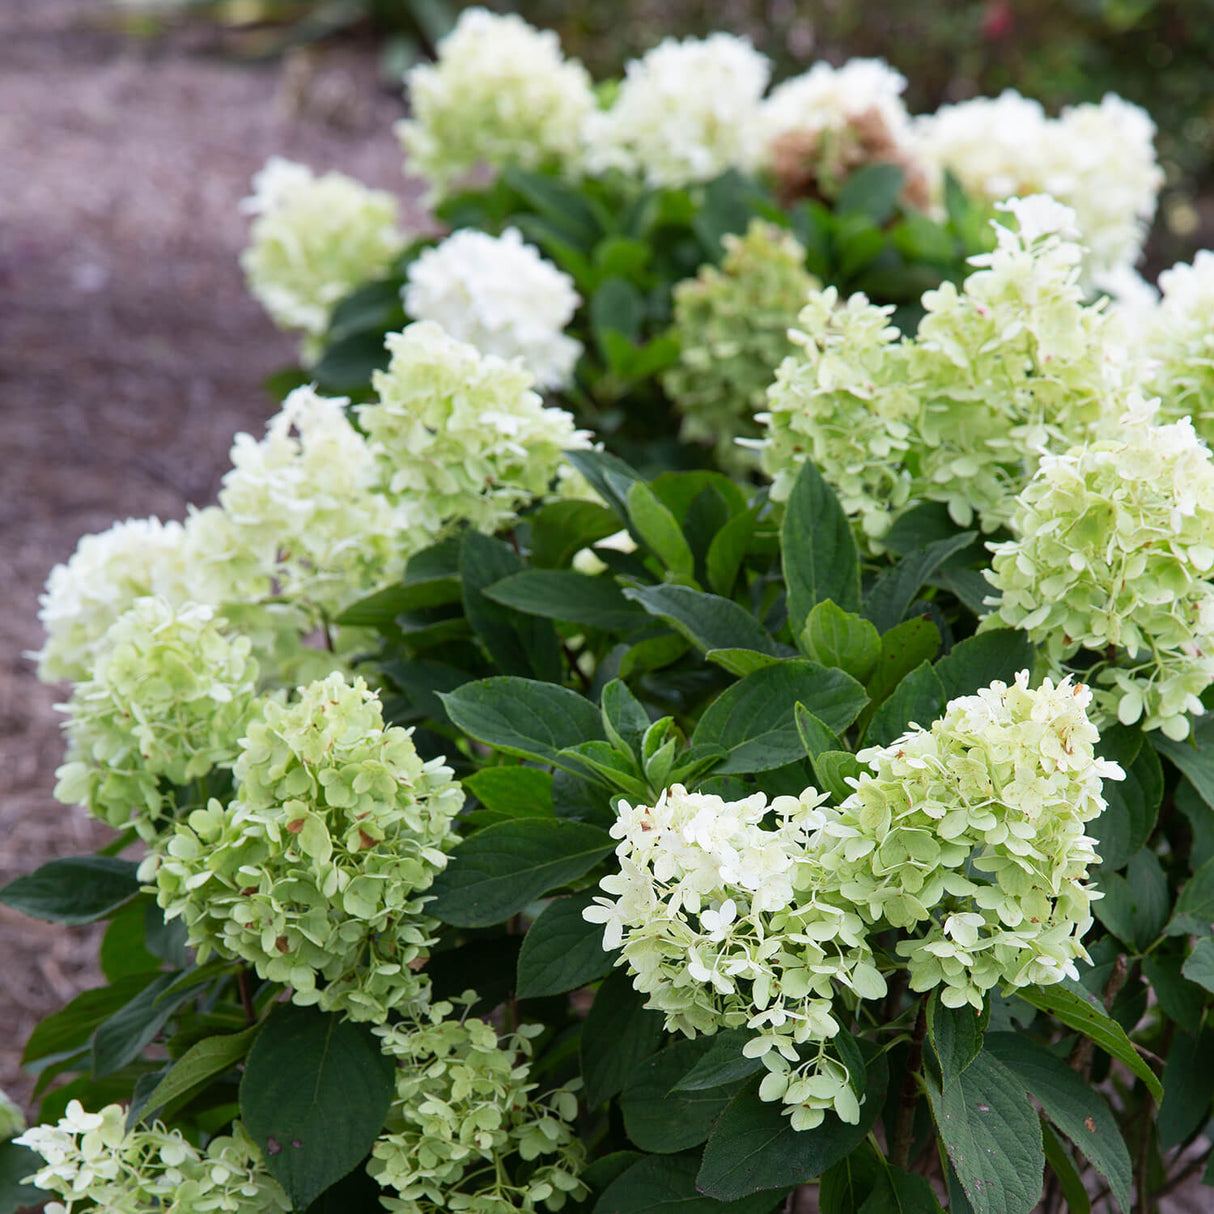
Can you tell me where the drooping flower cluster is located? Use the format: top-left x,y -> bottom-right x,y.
584,784 -> 885,1131
397,7 -> 596,203
360,321 -> 592,537
825,673 -> 1120,1010
151,672 -> 464,1022
241,157 -> 406,348
54,597 -> 260,843
14,1101 -> 290,1214
915,90 -> 1162,276
662,220 -> 816,471
583,34 -> 771,187
370,998 -> 586,1213
216,385 -> 410,620
986,398 -> 1214,739
761,196 -> 1119,543
403,229 -> 583,390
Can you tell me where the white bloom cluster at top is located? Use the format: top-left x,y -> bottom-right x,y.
404,228 -> 583,389
397,7 -> 596,203
915,91 -> 1163,276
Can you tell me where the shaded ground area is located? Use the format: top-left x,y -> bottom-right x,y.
0,0 -> 410,1110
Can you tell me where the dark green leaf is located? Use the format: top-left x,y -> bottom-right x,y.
707,509 -> 758,598
1142,951 -> 1205,1035
836,164 -> 905,223
0,1141 -> 46,1214
0,856 -> 139,925
672,1028 -> 763,1092
440,677 -> 605,767
800,601 -> 881,682
928,997 -> 984,1084
240,1004 -> 395,1210
426,818 -> 614,928
1040,1124 -> 1091,1214
782,460 -> 861,628
927,1051 -> 1043,1214
985,1033 -> 1132,1213
138,1025 -> 261,1119
692,661 -> 868,774
1091,735 -> 1162,872
1093,850 -> 1169,952
1167,854 -> 1214,937
934,630 -> 1035,701
592,277 -> 646,350
813,750 -> 864,802
335,576 -> 461,626
501,167 -> 602,247
626,482 -> 695,580
529,500 -> 622,570
706,649 -> 782,677
100,898 -> 161,981
794,703 -> 840,763
92,972 -> 182,1078
581,970 -> 666,1107
624,584 -> 777,657
601,679 -> 651,760
1158,1028 -> 1214,1148
310,329 -> 389,394
464,766 -> 554,819
562,449 -> 644,528
697,1051 -> 888,1199
22,973 -> 160,1067
1152,716 -> 1214,812
864,660 -> 947,748
862,533 -> 975,634
427,936 -> 521,1017
517,893 -> 615,998
862,615 -> 941,714
595,1152 -> 779,1214
1182,936 -> 1214,992
324,277 -> 405,345
486,570 -> 649,632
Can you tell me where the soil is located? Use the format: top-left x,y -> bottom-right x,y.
0,0 -> 414,1112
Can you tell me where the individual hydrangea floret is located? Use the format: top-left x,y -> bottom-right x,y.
54,597 -> 260,843
662,220 -> 817,472
584,784 -> 885,1132
760,59 -> 928,208
822,673 -> 1122,1010
216,385 -> 411,620
761,196 -> 1119,543
14,1101 -> 290,1214
914,90 -> 1162,276
583,34 -> 771,187
403,229 -> 583,390
241,157 -> 406,347
151,672 -> 464,1022
36,516 -> 193,685
359,321 -> 592,538
397,7 -> 595,202
985,397 -> 1214,740
370,997 -> 586,1213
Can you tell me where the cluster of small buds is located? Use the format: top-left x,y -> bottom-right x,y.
823,672 -> 1121,1010
53,597 -> 260,843
403,229 -> 583,390
14,1102 -> 289,1214
986,397 -> 1214,739
240,157 -> 406,348
761,197 -> 1119,544
150,672 -> 464,1022
397,7 -> 595,203
583,34 -> 771,187
584,784 -> 885,1130
216,385 -> 411,621
662,220 -> 817,472
369,997 -> 586,1213
359,321 -> 592,539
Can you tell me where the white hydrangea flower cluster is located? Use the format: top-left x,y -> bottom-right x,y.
914,90 -> 1162,276
1139,250 -> 1214,445
151,673 -> 464,1022
403,229 -> 583,390
241,157 -> 406,346
397,7 -> 595,203
583,34 -> 771,187
53,597 -> 260,843
216,385 -> 411,620
370,998 -> 586,1213
986,398 -> 1214,740
761,197 -> 1119,543
360,321 -> 592,538
825,673 -> 1120,1010
14,1101 -> 290,1214
584,784 -> 886,1132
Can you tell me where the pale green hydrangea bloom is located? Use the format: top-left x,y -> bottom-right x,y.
151,673 -> 463,1022
397,8 -> 595,203
762,196 -> 1120,543
584,784 -> 885,1132
14,1101 -> 289,1214
216,385 -> 412,621
662,220 -> 817,472
986,397 -> 1214,739
359,322 -> 592,538
36,517 -> 194,685
1139,250 -> 1214,444
403,229 -> 582,391
241,157 -> 406,348
823,672 -> 1121,1010
54,597 -> 260,843
370,998 -> 586,1213
583,34 -> 771,187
